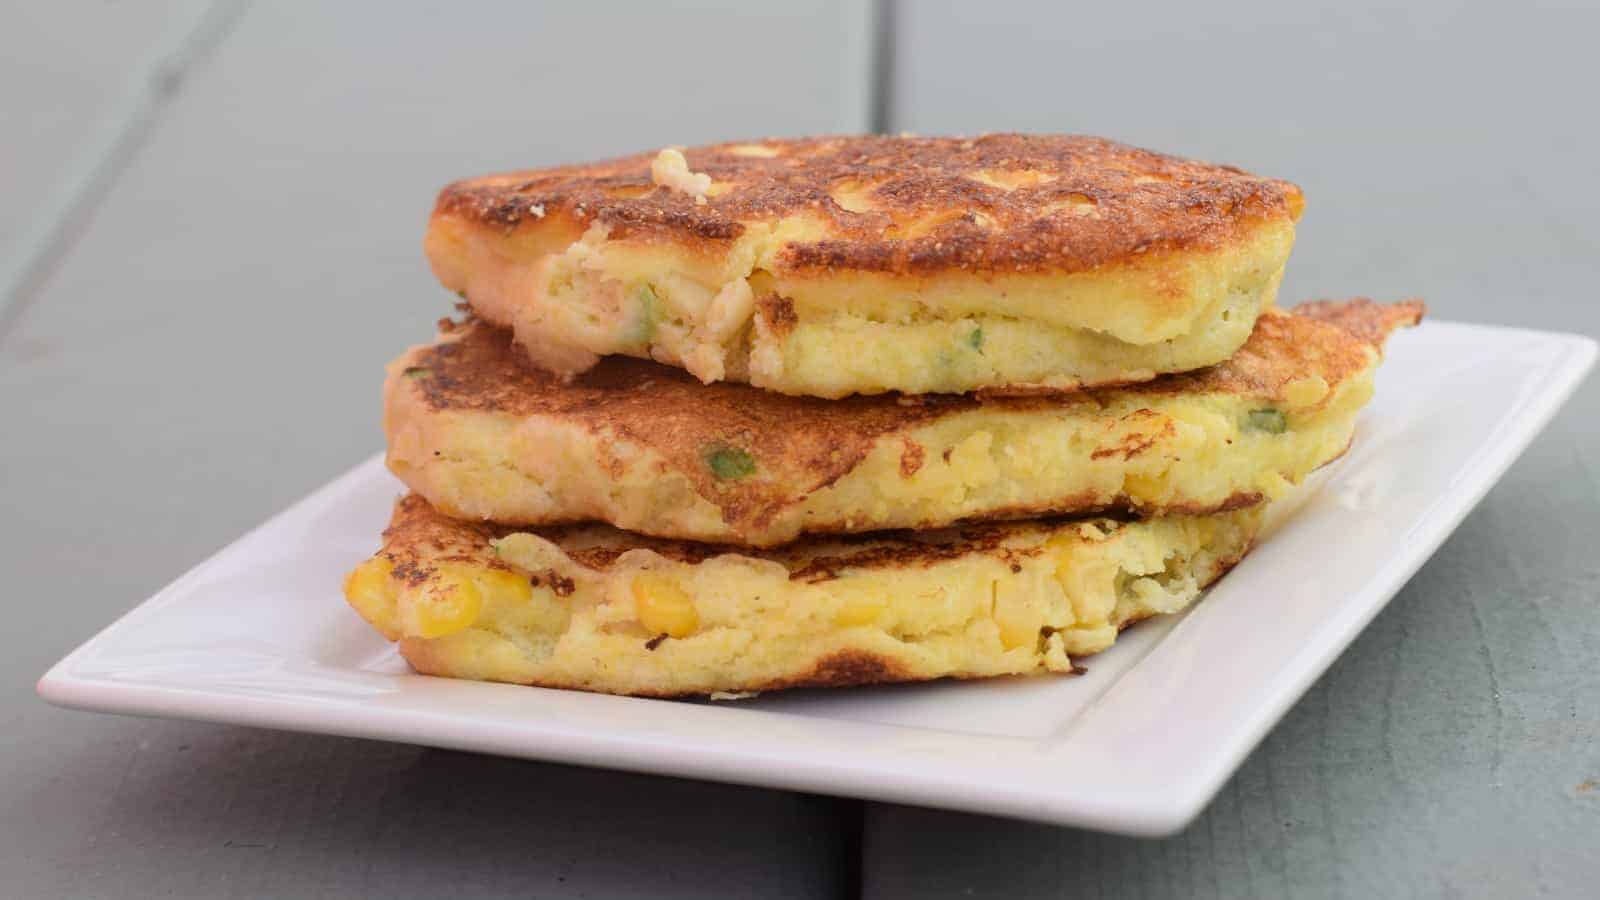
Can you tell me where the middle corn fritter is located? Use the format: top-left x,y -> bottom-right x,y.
384,299 -> 1420,547
346,133 -> 1421,699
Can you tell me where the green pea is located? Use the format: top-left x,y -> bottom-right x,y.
705,446 -> 756,480
1245,408 -> 1288,433
626,284 -> 660,345
967,326 -> 984,351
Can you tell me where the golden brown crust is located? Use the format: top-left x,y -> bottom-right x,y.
403,323 -> 965,532
381,493 -> 1109,582
379,494 -> 504,586
395,641 -> 922,697
778,520 -> 1061,584
1292,297 -> 1426,345
741,650 -> 911,692
432,134 -> 1301,277
394,299 -> 1414,536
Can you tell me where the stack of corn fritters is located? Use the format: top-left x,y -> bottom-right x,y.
345,135 -> 1421,697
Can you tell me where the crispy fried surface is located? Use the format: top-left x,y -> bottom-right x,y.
1291,298 -> 1427,345
384,299 -> 1418,544
379,493 -> 1059,576
347,495 -> 1263,697
434,134 -> 1302,277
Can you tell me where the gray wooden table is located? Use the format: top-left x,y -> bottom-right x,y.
4,3 -> 1595,897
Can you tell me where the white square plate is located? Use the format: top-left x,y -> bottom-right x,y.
39,321 -> 1595,836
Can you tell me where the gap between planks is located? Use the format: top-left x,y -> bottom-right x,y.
0,0 -> 249,342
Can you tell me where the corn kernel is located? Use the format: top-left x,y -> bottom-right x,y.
993,586 -> 1045,651
1283,375 -> 1330,408
411,564 -> 485,638
343,557 -> 401,638
833,597 -> 887,627
1120,473 -> 1165,504
1051,537 -> 1115,626
632,573 -> 698,637
474,567 -> 534,608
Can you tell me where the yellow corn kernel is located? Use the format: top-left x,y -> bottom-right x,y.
1050,537 -> 1116,626
833,596 -> 887,627
474,567 -> 535,608
411,564 -> 485,638
1165,403 -> 1232,443
1120,473 -> 1166,504
632,573 -> 698,638
343,557 -> 401,638
993,586 -> 1045,651
468,566 -> 554,635
1283,375 -> 1330,408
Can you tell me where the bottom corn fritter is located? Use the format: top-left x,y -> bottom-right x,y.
344,494 -> 1263,697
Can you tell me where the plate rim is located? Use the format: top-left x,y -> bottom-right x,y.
37,320 -> 1598,836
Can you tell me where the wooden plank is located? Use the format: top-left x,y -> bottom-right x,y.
870,1 -> 1600,895
1,3 -> 873,897
0,0 -> 219,321
865,453 -> 1600,898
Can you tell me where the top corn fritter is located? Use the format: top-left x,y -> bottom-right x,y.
426,134 -> 1303,398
